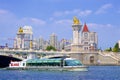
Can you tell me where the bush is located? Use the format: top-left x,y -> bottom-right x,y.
46,46 -> 56,51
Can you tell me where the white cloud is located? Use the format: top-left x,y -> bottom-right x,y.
0,9 -> 8,14
77,10 -> 92,16
30,18 -> 46,25
53,9 -> 92,17
118,9 -> 120,13
88,23 -> 113,29
95,3 -> 113,14
17,18 -> 46,26
0,9 -> 46,29
86,23 -> 120,49
54,19 -> 72,24
53,12 -> 63,17
0,9 -> 17,25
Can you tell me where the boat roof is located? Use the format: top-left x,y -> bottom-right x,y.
26,58 -> 62,63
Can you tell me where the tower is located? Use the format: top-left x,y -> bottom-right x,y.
15,26 -> 33,49
71,17 -> 83,51
81,23 -> 90,50
72,17 -> 82,44
49,33 -> 58,50
23,26 -> 33,49
16,27 -> 25,49
81,23 -> 98,51
37,36 -> 44,50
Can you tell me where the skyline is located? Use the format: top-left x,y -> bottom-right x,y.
0,0 -> 120,50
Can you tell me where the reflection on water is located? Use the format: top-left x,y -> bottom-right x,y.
0,66 -> 120,80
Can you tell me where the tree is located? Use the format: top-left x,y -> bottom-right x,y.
112,43 -> 120,52
46,46 -> 56,51
104,47 -> 112,52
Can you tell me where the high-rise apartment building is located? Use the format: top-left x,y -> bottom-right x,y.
49,33 -> 58,50
38,37 -> 44,50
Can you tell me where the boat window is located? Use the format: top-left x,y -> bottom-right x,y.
65,60 -> 82,66
23,63 -> 25,66
26,58 -> 62,66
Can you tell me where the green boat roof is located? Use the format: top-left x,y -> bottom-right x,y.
26,58 -> 62,63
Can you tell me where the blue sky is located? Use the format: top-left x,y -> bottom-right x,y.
0,0 -> 120,50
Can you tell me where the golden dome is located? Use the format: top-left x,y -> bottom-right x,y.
73,16 -> 80,25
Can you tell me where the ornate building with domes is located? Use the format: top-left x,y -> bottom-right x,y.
14,26 -> 33,49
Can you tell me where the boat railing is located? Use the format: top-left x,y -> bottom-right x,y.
27,66 -> 61,68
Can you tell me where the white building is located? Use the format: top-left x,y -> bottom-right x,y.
14,26 -> 33,49
49,33 -> 58,50
44,41 -> 50,50
38,37 -> 44,50
71,17 -> 98,51
23,26 -> 33,49
71,17 -> 83,51
81,23 -> 98,51
60,39 -> 71,51
118,41 -> 120,48
15,27 -> 25,49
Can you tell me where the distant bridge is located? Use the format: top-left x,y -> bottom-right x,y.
0,48 -> 98,55
0,48 -> 99,60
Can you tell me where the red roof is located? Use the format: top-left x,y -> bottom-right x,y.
82,23 -> 89,32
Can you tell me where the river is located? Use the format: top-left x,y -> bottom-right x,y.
0,66 -> 120,80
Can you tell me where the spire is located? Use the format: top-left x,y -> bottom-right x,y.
82,23 -> 89,32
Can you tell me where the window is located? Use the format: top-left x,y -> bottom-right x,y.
65,60 -> 82,66
84,42 -> 88,45
84,47 -> 89,50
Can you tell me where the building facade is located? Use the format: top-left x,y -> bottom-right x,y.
71,17 -> 83,51
71,17 -> 98,51
23,26 -> 33,49
81,23 -> 98,51
14,26 -> 33,49
118,41 -> 120,49
38,37 -> 45,50
49,33 -> 58,50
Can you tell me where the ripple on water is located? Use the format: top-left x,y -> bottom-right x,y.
0,66 -> 120,80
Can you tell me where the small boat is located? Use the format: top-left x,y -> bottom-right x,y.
7,56 -> 87,71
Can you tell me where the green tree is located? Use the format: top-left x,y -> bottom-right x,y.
46,46 -> 56,51
112,43 -> 119,52
104,47 -> 112,52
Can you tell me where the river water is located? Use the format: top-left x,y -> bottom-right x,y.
0,66 -> 120,80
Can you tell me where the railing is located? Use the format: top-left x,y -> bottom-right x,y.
0,48 -> 99,54
99,52 -> 120,61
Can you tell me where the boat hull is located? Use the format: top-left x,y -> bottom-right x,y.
6,66 -> 87,71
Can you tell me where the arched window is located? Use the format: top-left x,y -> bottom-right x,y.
90,56 -> 94,64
